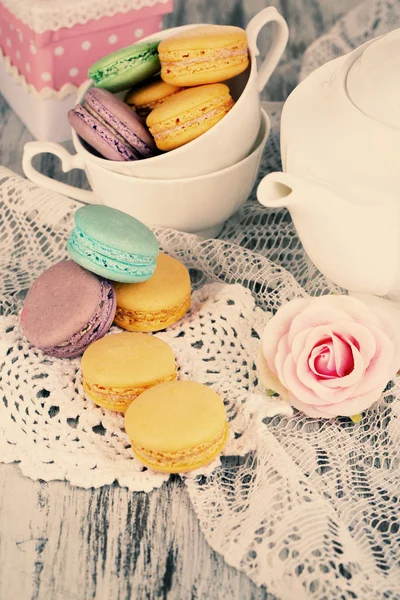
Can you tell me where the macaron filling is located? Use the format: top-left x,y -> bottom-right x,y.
149,100 -> 234,145
42,280 -> 116,358
130,422 -> 229,471
68,228 -> 157,278
114,294 -> 191,329
162,45 -> 248,68
83,370 -> 177,407
90,48 -> 160,86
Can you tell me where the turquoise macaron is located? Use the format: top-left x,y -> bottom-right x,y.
67,205 -> 159,283
88,41 -> 161,93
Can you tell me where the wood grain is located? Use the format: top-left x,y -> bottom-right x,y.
0,1 -> 356,598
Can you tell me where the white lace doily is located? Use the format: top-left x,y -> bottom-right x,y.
1,1 -> 400,597
0,281 -> 293,491
1,0 -> 171,34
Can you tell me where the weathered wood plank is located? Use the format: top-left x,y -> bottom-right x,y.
0,464 -> 275,600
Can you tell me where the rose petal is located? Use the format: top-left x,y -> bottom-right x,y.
304,295 -> 383,328
309,342 -> 337,378
314,384 -> 387,416
349,326 -> 394,396
256,346 -> 289,399
309,336 -> 354,378
297,336 -> 365,398
288,393 -> 336,418
282,354 -> 332,405
349,294 -> 400,373
275,333 -> 291,387
261,298 -> 310,376
288,307 -> 354,346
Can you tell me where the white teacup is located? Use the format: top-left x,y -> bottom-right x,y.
23,7 -> 287,180
23,109 -> 269,238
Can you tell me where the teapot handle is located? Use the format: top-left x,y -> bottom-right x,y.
246,7 -> 289,92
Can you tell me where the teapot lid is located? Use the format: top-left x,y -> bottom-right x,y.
346,29 -> 400,128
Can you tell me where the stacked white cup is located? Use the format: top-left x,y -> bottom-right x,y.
23,7 -> 288,238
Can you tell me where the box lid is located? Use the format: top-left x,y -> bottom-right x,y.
0,0 -> 171,34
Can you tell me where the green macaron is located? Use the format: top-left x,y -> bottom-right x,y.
88,41 -> 161,93
67,205 -> 159,283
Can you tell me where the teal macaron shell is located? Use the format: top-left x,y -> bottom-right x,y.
88,41 -> 161,93
67,205 -> 159,283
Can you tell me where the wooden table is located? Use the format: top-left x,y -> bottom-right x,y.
0,1 -> 359,598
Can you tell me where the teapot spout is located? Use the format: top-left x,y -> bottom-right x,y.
257,172 -> 309,210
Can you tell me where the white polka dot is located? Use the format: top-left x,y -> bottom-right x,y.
158,21 -> 163,30
54,46 -> 64,56
16,50 -> 21,60
108,34 -> 118,44
9,24 -> 14,31
26,63 -> 31,72
30,43 -> 37,54
134,28 -> 143,38
81,40 -> 91,51
41,72 -> 51,82
18,31 -> 23,42
69,67 -> 79,77
0,28 -> 2,36
6,38 -> 11,48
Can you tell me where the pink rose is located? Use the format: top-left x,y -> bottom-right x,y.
257,295 -> 400,418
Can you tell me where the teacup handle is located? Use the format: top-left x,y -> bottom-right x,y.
22,141 -> 97,204
246,6 -> 289,92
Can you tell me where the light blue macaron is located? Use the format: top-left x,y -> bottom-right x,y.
67,205 -> 159,283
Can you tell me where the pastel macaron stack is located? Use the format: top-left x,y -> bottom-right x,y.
68,23 -> 249,160
20,203 -> 228,473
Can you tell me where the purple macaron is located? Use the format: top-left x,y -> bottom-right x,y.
68,88 -> 157,161
20,260 -> 116,358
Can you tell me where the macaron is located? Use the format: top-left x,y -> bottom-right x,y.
113,253 -> 191,332
20,260 -> 116,358
146,83 -> 234,151
88,40 -> 161,93
125,77 -> 185,118
68,88 -> 156,162
124,380 -> 229,473
81,332 -> 177,412
67,205 -> 159,283
159,25 -> 249,87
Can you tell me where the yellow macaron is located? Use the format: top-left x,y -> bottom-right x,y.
125,77 -> 185,118
113,253 -> 191,332
158,24 -> 249,87
146,83 -> 234,151
81,332 -> 177,413
125,380 -> 229,473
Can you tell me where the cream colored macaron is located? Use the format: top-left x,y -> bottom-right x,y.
81,332 -> 177,412
113,253 -> 191,332
125,380 -> 229,473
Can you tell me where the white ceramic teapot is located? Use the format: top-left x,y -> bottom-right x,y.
257,29 -> 400,298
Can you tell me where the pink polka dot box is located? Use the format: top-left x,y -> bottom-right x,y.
0,0 -> 173,141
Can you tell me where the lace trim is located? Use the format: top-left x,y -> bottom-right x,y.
0,0 -> 171,34
0,47 -> 80,99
